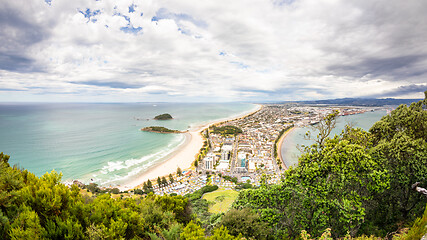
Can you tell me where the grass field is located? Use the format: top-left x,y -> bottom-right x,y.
202,189 -> 239,213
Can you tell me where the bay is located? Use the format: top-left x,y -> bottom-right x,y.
0,102 -> 255,186
280,110 -> 388,168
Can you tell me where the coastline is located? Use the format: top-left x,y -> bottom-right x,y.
277,126 -> 296,170
123,104 -> 262,190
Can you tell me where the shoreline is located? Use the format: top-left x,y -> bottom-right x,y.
123,104 -> 262,190
277,126 -> 296,170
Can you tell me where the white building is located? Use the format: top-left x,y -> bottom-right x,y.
204,156 -> 213,170
217,160 -> 230,171
222,144 -> 233,152
248,160 -> 256,173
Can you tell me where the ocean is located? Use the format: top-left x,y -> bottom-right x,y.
0,102 -> 256,186
280,110 -> 388,168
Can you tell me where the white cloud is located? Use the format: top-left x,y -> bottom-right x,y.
0,0 -> 426,102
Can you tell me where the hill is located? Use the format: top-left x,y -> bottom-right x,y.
154,113 -> 173,120
276,97 -> 422,106
141,126 -> 181,133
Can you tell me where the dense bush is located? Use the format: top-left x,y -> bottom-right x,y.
0,155 -> 191,239
231,94 -> 427,239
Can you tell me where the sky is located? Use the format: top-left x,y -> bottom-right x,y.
0,0 -> 426,102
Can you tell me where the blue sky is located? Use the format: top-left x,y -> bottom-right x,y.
0,0 -> 426,102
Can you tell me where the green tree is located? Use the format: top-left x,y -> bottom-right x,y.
180,221 -> 205,240
9,205 -> 46,239
157,177 -> 162,188
177,167 -> 182,177
169,174 -> 174,184
304,110 -> 339,147
209,225 -> 239,240
234,123 -> 388,238
220,208 -> 270,239
162,177 -> 168,187
364,94 -> 427,234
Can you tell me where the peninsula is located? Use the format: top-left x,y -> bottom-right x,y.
154,113 -> 173,120
141,126 -> 182,133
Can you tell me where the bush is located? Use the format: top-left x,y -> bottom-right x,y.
111,188 -> 120,194
134,189 -> 143,195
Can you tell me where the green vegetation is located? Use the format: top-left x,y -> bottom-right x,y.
202,189 -> 239,213
220,208 -> 270,239
141,126 -> 181,133
0,153 -> 191,239
393,205 -> 427,240
0,93 -> 426,239
231,94 -> 427,239
212,125 -> 242,136
154,113 -> 173,120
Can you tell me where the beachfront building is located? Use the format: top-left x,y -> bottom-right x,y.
221,150 -> 230,160
204,156 -> 214,170
237,152 -> 246,168
222,144 -> 233,152
217,160 -> 230,171
248,160 -> 256,173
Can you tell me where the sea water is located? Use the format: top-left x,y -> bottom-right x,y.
0,102 -> 255,186
280,110 -> 388,168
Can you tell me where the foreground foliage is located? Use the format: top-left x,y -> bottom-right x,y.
232,94 -> 427,239
0,153 -> 191,239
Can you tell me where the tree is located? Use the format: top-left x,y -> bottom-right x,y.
233,124 -> 389,238
177,167 -> 182,177
364,94 -> 427,233
180,221 -> 205,240
169,174 -> 174,184
194,160 -> 199,168
209,225 -> 239,240
220,208 -> 270,239
161,177 -> 168,187
9,205 -> 46,239
157,177 -> 162,188
0,152 -> 192,240
143,182 -> 148,193
304,110 -> 339,147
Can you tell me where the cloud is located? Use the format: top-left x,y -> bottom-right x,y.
363,84 -> 427,98
0,0 -> 426,102
70,81 -> 144,89
0,2 -> 50,72
327,55 -> 427,79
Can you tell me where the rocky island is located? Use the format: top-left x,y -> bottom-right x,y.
141,126 -> 182,134
154,113 -> 173,120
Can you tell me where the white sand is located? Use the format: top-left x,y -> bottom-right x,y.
123,104 -> 262,190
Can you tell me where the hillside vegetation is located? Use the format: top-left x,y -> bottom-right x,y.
141,126 -> 181,133
0,93 -> 426,239
154,113 -> 173,120
212,125 -> 242,136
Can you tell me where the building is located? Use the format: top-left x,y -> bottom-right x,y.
217,160 -> 230,171
204,156 -> 213,170
248,160 -> 256,173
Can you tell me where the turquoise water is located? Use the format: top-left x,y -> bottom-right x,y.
0,103 -> 255,186
280,110 -> 387,167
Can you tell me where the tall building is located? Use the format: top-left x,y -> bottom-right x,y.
204,157 -> 213,170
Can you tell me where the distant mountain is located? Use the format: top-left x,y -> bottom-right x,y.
275,98 -> 422,106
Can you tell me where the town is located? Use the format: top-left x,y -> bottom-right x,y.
147,103 -> 384,196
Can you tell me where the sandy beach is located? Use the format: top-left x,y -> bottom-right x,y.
124,104 -> 262,190
277,126 -> 296,170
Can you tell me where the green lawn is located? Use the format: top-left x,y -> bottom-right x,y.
202,189 -> 239,213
